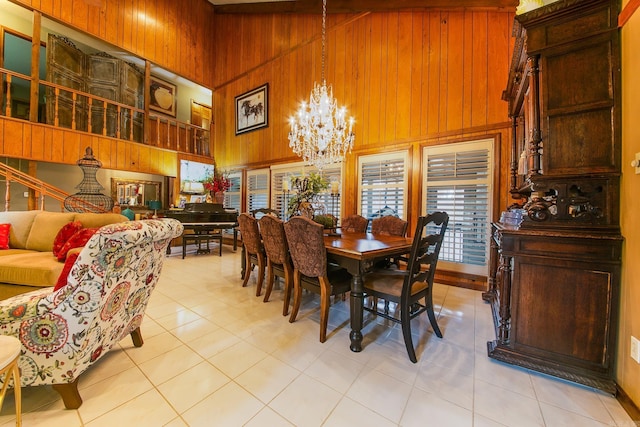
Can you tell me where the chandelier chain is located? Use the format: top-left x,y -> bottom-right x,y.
288,0 -> 355,171
321,0 -> 326,83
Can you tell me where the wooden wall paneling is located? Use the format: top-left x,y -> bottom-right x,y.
73,0 -> 90,32
385,12 -> 399,143
408,13 -> 422,139
418,14 -> 429,137
22,122 -> 32,159
87,1 -> 101,40
471,12 -> 488,127
104,0 -> 118,46
427,12 -> 442,135
368,13 -> 382,146
438,12 -> 449,132
30,126 -> 44,160
487,11 -> 509,125
447,12 -> 464,132
143,1 -> 156,63
462,12 -> 474,129
63,131 -> 81,164
4,122 -> 24,158
165,2 -> 177,74
395,12 -> 412,142
59,0 -> 72,30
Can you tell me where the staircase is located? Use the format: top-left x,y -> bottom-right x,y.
0,162 -> 110,212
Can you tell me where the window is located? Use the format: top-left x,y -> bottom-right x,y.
358,152 -> 408,227
246,169 -> 270,213
271,162 -> 342,220
422,139 -> 493,276
223,171 -> 242,234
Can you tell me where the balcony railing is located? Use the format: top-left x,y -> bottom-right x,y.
0,67 -> 210,157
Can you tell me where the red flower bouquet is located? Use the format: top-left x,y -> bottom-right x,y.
203,169 -> 231,195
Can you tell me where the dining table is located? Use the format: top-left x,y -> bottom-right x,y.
323,231 -> 413,352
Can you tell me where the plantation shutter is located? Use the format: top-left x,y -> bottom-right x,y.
246,168 -> 270,213
358,152 -> 408,227
423,139 -> 493,275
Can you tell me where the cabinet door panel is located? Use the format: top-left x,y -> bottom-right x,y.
513,260 -> 613,366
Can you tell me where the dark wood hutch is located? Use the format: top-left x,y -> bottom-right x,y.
483,0 -> 623,393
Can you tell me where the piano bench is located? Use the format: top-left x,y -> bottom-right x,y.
182,232 -> 223,258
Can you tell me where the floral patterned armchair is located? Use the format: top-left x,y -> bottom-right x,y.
0,218 -> 183,409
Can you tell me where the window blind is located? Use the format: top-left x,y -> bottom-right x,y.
423,140 -> 493,275
358,152 -> 408,227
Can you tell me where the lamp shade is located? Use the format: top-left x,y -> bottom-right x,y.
147,200 -> 162,211
121,208 -> 135,221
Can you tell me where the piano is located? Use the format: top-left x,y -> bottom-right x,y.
164,203 -> 239,256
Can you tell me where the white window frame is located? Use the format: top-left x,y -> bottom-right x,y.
357,151 -> 409,226
422,138 -> 494,276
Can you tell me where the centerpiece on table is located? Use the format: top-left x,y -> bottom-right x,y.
286,173 -> 337,233
202,168 -> 231,204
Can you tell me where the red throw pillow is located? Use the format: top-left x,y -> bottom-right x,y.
57,228 -> 98,261
52,221 -> 83,258
0,223 -> 10,250
54,252 -> 79,291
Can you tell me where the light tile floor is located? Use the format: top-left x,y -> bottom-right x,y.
0,245 -> 636,426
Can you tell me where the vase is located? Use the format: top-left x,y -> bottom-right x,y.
213,192 -> 224,204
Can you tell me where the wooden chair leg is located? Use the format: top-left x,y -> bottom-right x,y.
425,291 -> 442,338
282,265 -> 293,316
400,307 -> 417,363
319,281 -> 330,343
289,274 -> 302,323
130,327 -> 144,347
255,256 -> 266,297
241,251 -> 252,287
52,377 -> 82,409
263,263 -> 275,302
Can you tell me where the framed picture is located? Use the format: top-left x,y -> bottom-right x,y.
235,83 -> 268,135
12,99 -> 30,120
149,76 -> 177,117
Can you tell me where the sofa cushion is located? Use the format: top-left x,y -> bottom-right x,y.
74,213 -> 127,229
25,212 -> 76,252
0,210 -> 39,249
54,252 -> 80,291
0,223 -> 10,249
57,228 -> 98,261
52,221 -> 83,258
0,252 -> 64,287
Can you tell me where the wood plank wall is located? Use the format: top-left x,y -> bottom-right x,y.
212,10 -> 515,217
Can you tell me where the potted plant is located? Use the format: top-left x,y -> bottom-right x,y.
287,172 -> 329,218
202,167 -> 231,203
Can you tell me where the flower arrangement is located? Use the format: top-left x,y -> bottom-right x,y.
287,172 -> 329,217
202,168 -> 231,195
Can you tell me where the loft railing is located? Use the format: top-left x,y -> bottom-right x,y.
0,67 -> 210,157
0,161 -> 109,213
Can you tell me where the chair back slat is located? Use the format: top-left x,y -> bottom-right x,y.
403,212 -> 449,300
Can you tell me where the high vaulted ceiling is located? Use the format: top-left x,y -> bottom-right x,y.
208,0 -> 519,14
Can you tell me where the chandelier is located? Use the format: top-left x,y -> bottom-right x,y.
288,0 -> 355,170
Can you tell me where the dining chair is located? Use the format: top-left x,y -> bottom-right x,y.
363,211 -> 449,363
258,215 -> 293,315
237,213 -> 266,296
371,215 -> 408,236
340,214 -> 369,233
284,216 -> 352,343
250,208 -> 280,220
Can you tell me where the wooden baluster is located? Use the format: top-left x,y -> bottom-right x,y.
71,92 -> 77,130
129,108 -> 134,141
155,117 -> 160,147
5,75 -> 12,116
54,88 -> 60,127
116,105 -> 121,139
102,101 -> 107,136
88,98 -> 93,133
4,173 -> 11,212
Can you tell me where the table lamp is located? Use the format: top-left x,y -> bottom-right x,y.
147,200 -> 162,219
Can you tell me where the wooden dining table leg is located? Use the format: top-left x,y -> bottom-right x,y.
349,273 -> 365,352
